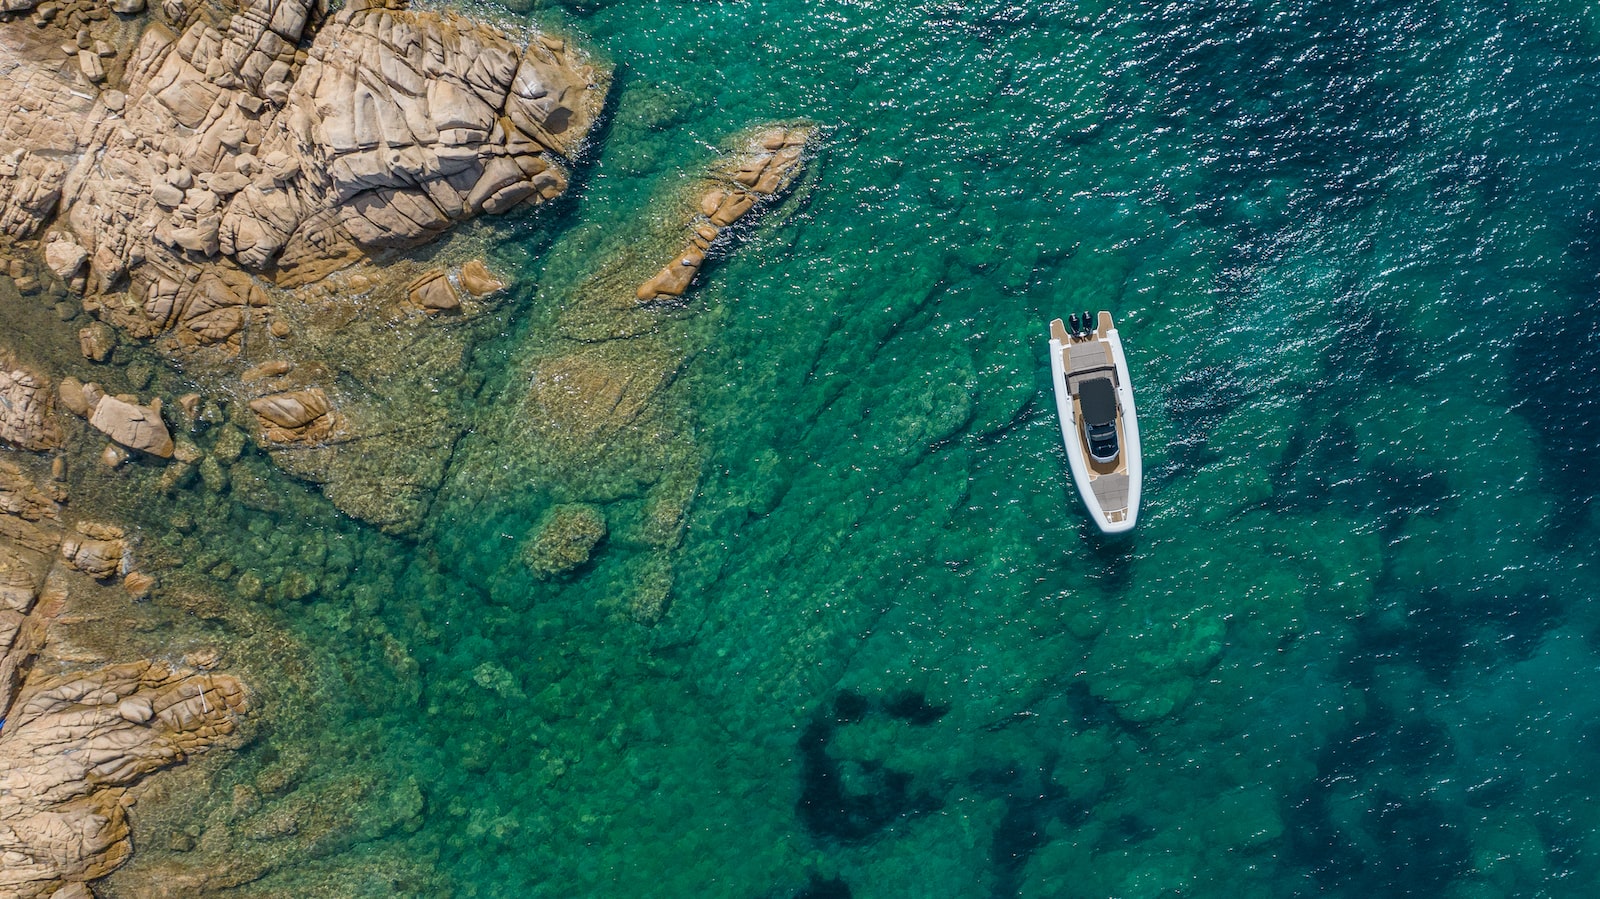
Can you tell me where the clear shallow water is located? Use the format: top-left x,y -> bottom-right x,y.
101,0 -> 1600,896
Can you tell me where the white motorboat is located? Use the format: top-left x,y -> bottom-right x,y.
1049,311 -> 1142,534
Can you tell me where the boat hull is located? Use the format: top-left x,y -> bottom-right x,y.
1049,316 -> 1142,534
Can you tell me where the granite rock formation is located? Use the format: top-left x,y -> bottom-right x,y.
635,126 -> 813,304
87,395 -> 175,458
248,387 -> 338,444
0,456 -> 249,899
0,662 -> 249,899
0,364 -> 64,453
459,258 -> 507,296
0,0 -> 609,532
23,0 -> 609,341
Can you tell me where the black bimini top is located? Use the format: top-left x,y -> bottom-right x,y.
1079,377 -> 1117,427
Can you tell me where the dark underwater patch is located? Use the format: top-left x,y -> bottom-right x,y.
1510,295 -> 1600,524
791,875 -> 852,899
1287,697 -> 1474,895
988,775 -> 1087,899
1288,782 -> 1470,896
1320,707 -> 1456,777
1345,589 -> 1470,687
832,691 -> 870,724
1161,363 -> 1246,476
882,691 -> 951,726
1345,585 -> 1564,687
796,704 -> 943,842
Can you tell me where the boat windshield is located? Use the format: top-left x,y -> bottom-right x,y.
1088,421 -> 1119,461
1080,377 -> 1119,462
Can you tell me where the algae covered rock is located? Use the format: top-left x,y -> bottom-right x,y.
624,550 -> 674,624
1086,609 -> 1226,723
521,504 -> 608,579
78,322 -> 116,363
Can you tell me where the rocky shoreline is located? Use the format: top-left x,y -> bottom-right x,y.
0,0 -> 613,889
2,0 -> 610,533
0,448 -> 249,899
1,0 -> 822,888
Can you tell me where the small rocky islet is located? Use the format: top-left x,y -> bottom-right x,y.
0,0 -> 816,892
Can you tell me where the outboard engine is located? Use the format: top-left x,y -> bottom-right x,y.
1081,311 -> 1093,335
1068,313 -> 1081,336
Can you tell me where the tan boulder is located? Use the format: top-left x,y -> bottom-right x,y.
100,443 -> 131,469
460,259 -> 507,296
88,396 -> 174,458
241,360 -> 294,382
708,192 -> 757,227
57,377 -> 89,417
407,269 -> 460,312
123,570 -> 155,597
77,49 -> 105,83
42,234 -> 87,280
78,322 -> 115,362
249,388 -> 338,443
636,248 -> 706,302
60,523 -> 126,580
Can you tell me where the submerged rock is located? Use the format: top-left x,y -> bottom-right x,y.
407,269 -> 460,313
433,121 -> 820,622
78,322 -> 115,363
521,504 -> 608,579
56,377 -> 89,418
460,259 -> 508,297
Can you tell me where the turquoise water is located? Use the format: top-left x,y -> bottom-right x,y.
99,0 -> 1600,895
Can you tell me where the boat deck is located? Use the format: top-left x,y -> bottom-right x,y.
1091,474 -> 1130,519
1051,313 -> 1132,525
